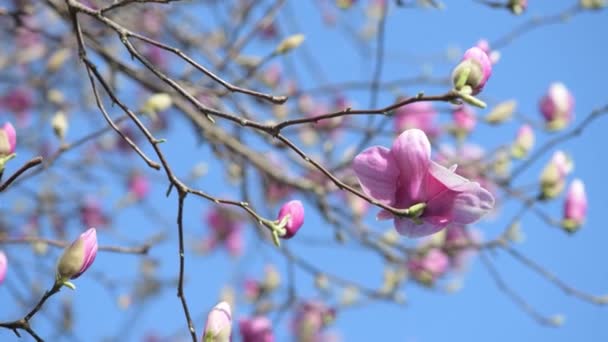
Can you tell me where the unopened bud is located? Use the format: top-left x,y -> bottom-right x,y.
275,34 -> 305,54
51,111 -> 69,140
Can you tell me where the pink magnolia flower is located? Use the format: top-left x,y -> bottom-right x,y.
394,101 -> 439,138
0,122 -> 17,156
0,251 -> 7,285
56,228 -> 98,280
204,208 -> 244,256
203,301 -> 232,342
353,129 -> 494,238
407,248 -> 449,285
452,106 -> 477,135
239,316 -> 274,342
539,83 -> 575,131
277,200 -> 305,239
292,300 -> 336,342
128,172 -> 150,201
563,179 -> 587,231
452,47 -> 492,95
244,278 -> 262,301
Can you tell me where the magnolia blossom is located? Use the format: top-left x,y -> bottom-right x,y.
452,106 -> 477,135
444,225 -> 482,271
292,300 -> 336,342
394,101 -> 439,138
277,200 -> 305,239
539,83 -> 575,131
540,150 -> 573,199
511,124 -> 535,158
0,251 -> 7,285
56,228 -> 98,281
563,179 -> 587,231
239,316 -> 274,342
203,301 -> 232,342
407,248 -> 450,285
353,129 -> 494,238
128,172 -> 150,201
452,47 -> 492,95
203,208 -> 243,256
0,122 -> 16,156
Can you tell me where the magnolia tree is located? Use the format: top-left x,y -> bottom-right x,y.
0,0 -> 606,341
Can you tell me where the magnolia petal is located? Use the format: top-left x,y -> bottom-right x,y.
376,209 -> 393,221
394,217 -> 445,238
450,182 -> 495,224
352,146 -> 399,205
391,129 -> 431,203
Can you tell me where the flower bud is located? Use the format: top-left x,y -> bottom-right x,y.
56,228 -> 98,283
511,124 -> 535,159
452,47 -> 492,95
277,200 -> 305,239
51,111 -> 69,140
0,251 -> 7,285
239,316 -> 274,342
0,122 -> 17,156
581,0 -> 606,9
275,34 -> 305,55
407,248 -> 449,286
508,0 -> 528,15
141,93 -> 173,115
562,179 -> 587,232
203,301 -> 232,342
128,172 -> 150,201
539,83 -> 574,131
484,100 -> 516,124
540,151 -> 573,200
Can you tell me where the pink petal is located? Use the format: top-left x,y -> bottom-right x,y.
2,123 -> 16,154
390,129 -> 431,203
394,217 -> 444,238
352,146 -> 399,205
450,182 -> 495,224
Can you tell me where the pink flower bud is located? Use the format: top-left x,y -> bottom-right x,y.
539,83 -> 575,131
563,179 -> 587,230
203,301 -> 232,342
56,228 -> 98,280
277,200 -> 305,239
511,124 -> 535,158
0,251 -> 7,285
540,151 -> 573,200
452,106 -> 477,134
239,316 -> 274,342
0,122 -> 16,156
407,248 -> 449,285
452,47 -> 492,95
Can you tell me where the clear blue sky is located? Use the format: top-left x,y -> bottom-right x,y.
1,1 -> 607,341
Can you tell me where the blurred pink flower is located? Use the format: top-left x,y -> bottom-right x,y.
394,101 -> 439,138
452,106 -> 477,135
563,179 -> 587,231
0,251 -> 7,285
128,172 -> 150,201
239,316 -> 274,342
407,248 -> 449,285
292,300 -> 336,342
80,197 -> 108,228
539,83 -> 574,131
204,208 -> 244,256
353,129 -> 494,238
